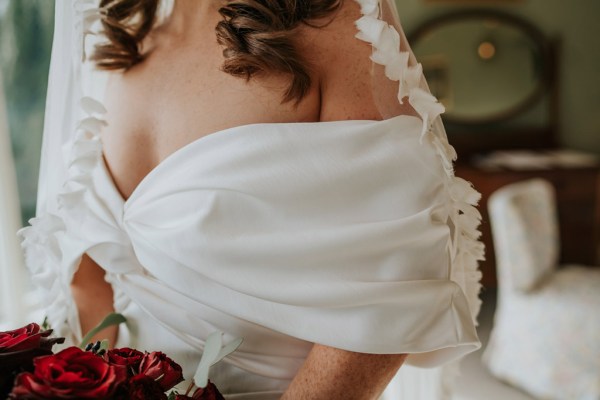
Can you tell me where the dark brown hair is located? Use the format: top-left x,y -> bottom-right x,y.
92,0 -> 343,104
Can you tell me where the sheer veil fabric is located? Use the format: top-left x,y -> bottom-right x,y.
22,0 -> 484,398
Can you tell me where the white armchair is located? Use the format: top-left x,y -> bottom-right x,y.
484,178 -> 600,400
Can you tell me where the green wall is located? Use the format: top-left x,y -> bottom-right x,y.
397,0 -> 600,154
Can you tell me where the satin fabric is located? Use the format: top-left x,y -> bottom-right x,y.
37,114 -> 478,397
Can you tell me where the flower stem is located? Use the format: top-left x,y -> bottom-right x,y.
185,380 -> 195,396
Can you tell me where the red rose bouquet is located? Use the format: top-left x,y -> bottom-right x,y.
1,314 -> 240,400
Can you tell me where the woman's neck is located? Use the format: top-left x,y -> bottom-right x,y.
167,0 -> 222,36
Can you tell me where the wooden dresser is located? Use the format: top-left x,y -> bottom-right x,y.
456,163 -> 600,289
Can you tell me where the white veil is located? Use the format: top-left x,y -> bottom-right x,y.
37,1 -> 482,399
37,0 -> 177,216
36,0 -> 104,217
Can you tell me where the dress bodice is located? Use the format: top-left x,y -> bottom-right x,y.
21,113 -> 481,396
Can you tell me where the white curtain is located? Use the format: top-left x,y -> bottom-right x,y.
0,68 -> 28,329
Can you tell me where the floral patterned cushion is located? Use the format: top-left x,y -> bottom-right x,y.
483,265 -> 600,400
488,179 -> 559,292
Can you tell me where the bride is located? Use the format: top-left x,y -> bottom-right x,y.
20,0 -> 484,398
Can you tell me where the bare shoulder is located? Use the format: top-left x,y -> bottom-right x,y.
297,0 -> 413,122
297,0 -> 381,121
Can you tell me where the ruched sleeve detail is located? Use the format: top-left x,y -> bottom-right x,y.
353,0 -> 484,326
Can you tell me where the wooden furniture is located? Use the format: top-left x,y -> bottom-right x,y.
456,163 -> 600,288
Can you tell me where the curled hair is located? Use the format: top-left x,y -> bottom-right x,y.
92,0 -> 343,104
92,0 -> 159,69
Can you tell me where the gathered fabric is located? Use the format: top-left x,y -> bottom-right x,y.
21,112 -> 480,396
20,0 -> 484,397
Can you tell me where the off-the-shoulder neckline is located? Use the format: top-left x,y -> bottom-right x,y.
100,114 -> 422,205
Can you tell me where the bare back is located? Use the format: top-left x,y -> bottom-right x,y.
101,0 -> 411,200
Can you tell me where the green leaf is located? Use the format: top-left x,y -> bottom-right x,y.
78,313 -> 127,349
41,316 -> 50,331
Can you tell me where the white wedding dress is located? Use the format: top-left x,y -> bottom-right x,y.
20,0 -> 484,398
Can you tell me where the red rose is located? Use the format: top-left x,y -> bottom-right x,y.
0,323 -> 64,398
125,374 -> 168,400
190,381 -> 226,400
0,323 -> 64,374
105,347 -> 145,376
138,351 -> 184,391
9,347 -> 126,399
175,381 -> 225,400
0,323 -> 55,353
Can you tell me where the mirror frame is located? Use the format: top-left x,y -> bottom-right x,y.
408,9 -> 553,125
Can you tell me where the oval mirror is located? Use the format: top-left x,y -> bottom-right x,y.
409,10 -> 550,125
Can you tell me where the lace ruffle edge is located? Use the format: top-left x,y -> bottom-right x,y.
353,0 -> 484,325
18,97 -> 107,344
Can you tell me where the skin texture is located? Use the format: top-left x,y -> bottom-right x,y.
70,254 -> 118,345
70,0 -> 415,396
282,345 -> 408,400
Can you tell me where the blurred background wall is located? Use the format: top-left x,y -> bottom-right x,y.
400,0 -> 600,154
